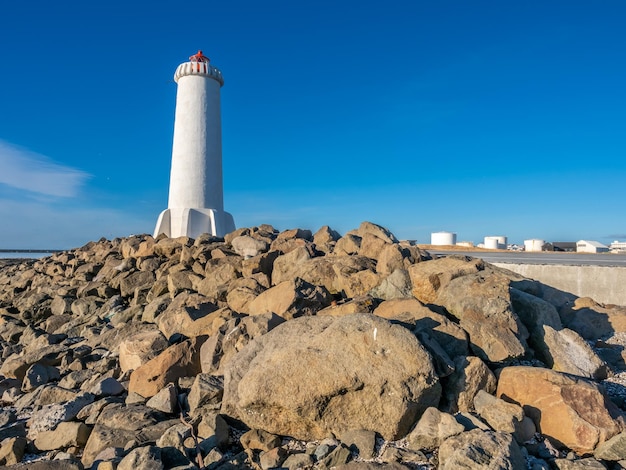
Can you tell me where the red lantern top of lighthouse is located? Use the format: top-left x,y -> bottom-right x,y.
189,50 -> 210,63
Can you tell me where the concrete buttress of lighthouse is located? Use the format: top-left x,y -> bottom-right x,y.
154,51 -> 236,239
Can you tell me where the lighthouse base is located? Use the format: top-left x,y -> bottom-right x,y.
154,208 -> 236,239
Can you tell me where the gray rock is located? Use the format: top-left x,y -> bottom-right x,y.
405,407 -> 464,451
117,445 -> 164,470
146,383 -> 178,414
187,374 -> 223,412
438,429 -> 526,469
594,431 -> 626,461
554,458 -> 608,469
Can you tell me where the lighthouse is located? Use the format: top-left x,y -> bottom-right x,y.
154,51 -> 236,239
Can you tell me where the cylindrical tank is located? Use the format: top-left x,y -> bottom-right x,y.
524,239 -> 545,252
431,231 -> 457,246
484,237 -> 499,249
168,61 -> 225,211
484,236 -> 507,249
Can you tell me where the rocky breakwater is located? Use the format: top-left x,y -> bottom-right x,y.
1,222 -> 626,469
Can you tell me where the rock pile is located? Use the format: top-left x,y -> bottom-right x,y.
1,221 -> 626,469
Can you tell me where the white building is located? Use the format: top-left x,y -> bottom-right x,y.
610,241 -> 626,253
154,51 -> 236,239
576,240 -> 609,253
484,236 -> 507,250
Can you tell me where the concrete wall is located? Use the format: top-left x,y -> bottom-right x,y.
493,263 -> 626,306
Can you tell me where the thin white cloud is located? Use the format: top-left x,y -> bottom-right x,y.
0,140 -> 90,197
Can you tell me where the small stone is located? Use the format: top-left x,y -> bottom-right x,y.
339,429 -> 377,459
282,452 -> 315,469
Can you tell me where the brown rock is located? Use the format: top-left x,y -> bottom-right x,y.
119,330 -> 169,373
246,278 -> 332,319
34,421 -> 92,451
436,271 -> 528,362
155,292 -> 218,340
497,366 -> 624,453
373,298 -> 468,359
129,336 -> 206,398
0,436 -> 26,465
222,313 -> 441,441
405,407 -> 464,451
442,355 -> 497,413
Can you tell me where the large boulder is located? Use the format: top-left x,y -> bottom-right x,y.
435,271 -> 529,362
221,313 -> 441,440
497,366 -> 625,454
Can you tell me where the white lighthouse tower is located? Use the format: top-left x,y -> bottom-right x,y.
154,51 -> 236,239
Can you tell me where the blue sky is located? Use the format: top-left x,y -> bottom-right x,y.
1,1 -> 625,249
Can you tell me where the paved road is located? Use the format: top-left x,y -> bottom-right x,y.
428,250 -> 626,267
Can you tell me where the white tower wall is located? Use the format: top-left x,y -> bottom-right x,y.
155,55 -> 235,239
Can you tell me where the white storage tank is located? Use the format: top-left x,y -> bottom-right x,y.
524,239 -> 545,252
484,236 -> 508,249
484,237 -> 500,249
431,231 -> 457,246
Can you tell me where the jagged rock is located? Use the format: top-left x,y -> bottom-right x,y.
129,336 -> 206,398
317,296 -> 378,317
594,431 -> 626,460
373,297 -> 468,359
405,407 -> 464,451
0,344 -> 66,381
442,355 -> 496,413
497,366 -> 624,454
21,363 -> 60,392
0,436 -> 26,465
199,313 -> 285,375
554,458 -> 608,469
240,429 -> 281,452
231,235 -> 269,258
119,329 -> 169,373
89,377 -> 125,397
541,325 -> 609,379
473,390 -> 535,443
225,277 -> 266,313
438,429 -> 526,469
368,268 -> 413,300
119,271 -> 155,299
117,445 -> 164,470
27,392 -> 94,439
313,225 -> 341,254
146,383 -> 178,413
155,292 -> 218,340
259,446 -> 288,470
283,452 -> 316,469
436,271 -> 529,362
408,255 -> 483,304
334,233 -> 361,256
246,277 -> 332,319
187,374 -> 223,412
222,313 -> 441,440
34,421 -> 92,451
196,263 -> 240,301
338,429 -> 377,459
560,297 -> 626,340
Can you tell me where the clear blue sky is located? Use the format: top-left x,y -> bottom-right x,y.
1,1 -> 625,249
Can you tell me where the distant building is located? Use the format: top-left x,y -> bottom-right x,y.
576,240 -> 609,253
551,242 -> 577,252
610,241 -> 626,253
